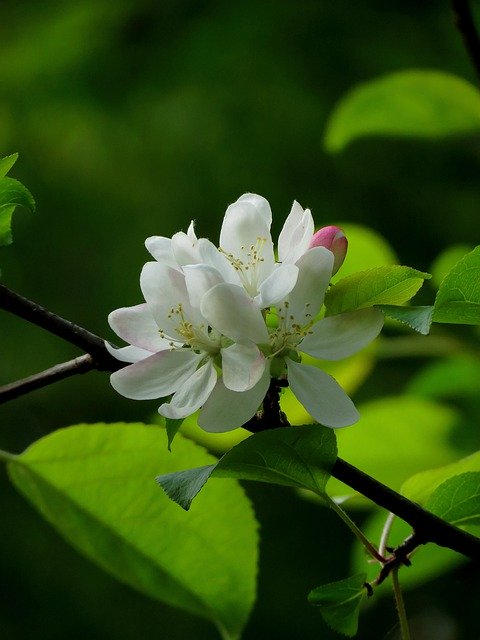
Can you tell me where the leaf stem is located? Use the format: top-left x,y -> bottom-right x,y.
378,512 -> 395,558
328,498 -> 386,563
392,567 -> 411,640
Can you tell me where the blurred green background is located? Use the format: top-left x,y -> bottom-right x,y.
1,1 -> 480,638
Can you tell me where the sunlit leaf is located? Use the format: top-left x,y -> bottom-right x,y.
0,171 -> 35,247
0,153 -> 18,178
8,423 -> 258,640
325,266 -> 430,317
324,70 -> 480,152
402,450 -> 480,505
425,472 -> 480,527
406,355 -> 480,400
378,305 -> 434,334
430,244 -> 474,288
433,246 -> 480,325
157,425 -> 337,510
308,574 -> 367,637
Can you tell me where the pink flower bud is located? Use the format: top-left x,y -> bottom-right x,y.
309,226 -> 348,275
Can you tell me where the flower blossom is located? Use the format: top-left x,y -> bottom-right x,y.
107,193 -> 384,432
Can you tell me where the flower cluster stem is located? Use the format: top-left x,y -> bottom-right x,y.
392,567 -> 411,640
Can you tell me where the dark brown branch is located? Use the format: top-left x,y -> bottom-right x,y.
451,0 -> 480,82
0,284 -> 121,372
0,355 -> 96,403
2,284 -> 480,562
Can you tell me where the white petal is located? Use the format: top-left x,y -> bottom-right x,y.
171,222 -> 202,266
201,283 -> 269,343
198,365 -> 271,432
140,262 -> 201,337
278,201 -> 314,263
221,342 -> 266,392
183,264 -> 224,310
219,200 -> 275,285
301,308 -> 384,360
110,349 -> 201,400
256,263 -> 299,308
105,343 -> 153,363
197,238 -> 241,285
145,236 -> 177,268
287,358 -> 359,428
286,246 -> 334,324
158,360 -> 217,419
234,193 -> 272,227
108,303 -> 170,352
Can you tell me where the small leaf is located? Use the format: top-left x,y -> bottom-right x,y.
8,423 -> 258,640
157,425 -> 337,510
325,266 -> 430,316
433,246 -> 480,325
425,472 -> 480,527
378,305 -> 434,334
324,70 -> 480,152
0,176 -> 36,247
0,153 -> 18,178
308,574 -> 367,637
402,450 -> 480,505
165,417 -> 184,451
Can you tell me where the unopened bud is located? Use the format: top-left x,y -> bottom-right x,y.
309,226 -> 348,275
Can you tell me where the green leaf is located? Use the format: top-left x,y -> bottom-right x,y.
425,472 -> 480,527
325,266 -> 430,317
165,417 -> 184,451
406,355 -> 480,400
430,244 -> 474,289
157,425 -> 337,510
402,450 -> 480,506
324,70 -> 480,152
433,246 -> 480,325
0,153 -> 18,178
7,423 -> 258,640
0,175 -> 36,246
378,305 -> 434,335
327,396 -> 461,504
308,574 -> 367,637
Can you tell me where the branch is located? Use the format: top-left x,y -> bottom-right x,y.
0,284 -> 121,371
451,0 -> 480,82
0,355 -> 95,403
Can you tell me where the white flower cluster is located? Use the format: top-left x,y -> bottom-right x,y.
107,194 -> 383,432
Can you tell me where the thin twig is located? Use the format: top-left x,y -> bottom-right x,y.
0,355 -> 95,403
0,284 -> 120,371
392,567 -> 411,640
451,0 -> 480,82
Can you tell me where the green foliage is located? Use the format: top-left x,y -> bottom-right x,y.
433,246 -> 480,325
157,425 -> 337,510
324,266 -> 430,317
378,305 -> 434,335
324,70 -> 480,152
327,396 -> 461,503
425,472 -> 480,527
7,423 -> 258,640
0,153 -> 35,248
402,450 -> 480,505
406,355 -> 480,399
308,574 -> 367,637
430,244 -> 474,288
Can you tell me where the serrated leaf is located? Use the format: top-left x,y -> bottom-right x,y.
308,574 -> 367,637
7,423 -> 258,640
425,472 -> 480,527
0,176 -> 36,246
325,266 -> 430,317
378,305 -> 434,334
433,246 -> 480,325
402,450 -> 480,506
0,153 -> 18,178
324,70 -> 480,152
157,425 -> 337,510
430,245 -> 474,288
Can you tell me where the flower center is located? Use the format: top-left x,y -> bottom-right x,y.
161,303 -> 222,355
268,300 -> 314,357
219,236 -> 267,297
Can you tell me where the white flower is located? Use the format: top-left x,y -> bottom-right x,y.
108,193 -> 384,433
107,262 -> 271,427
